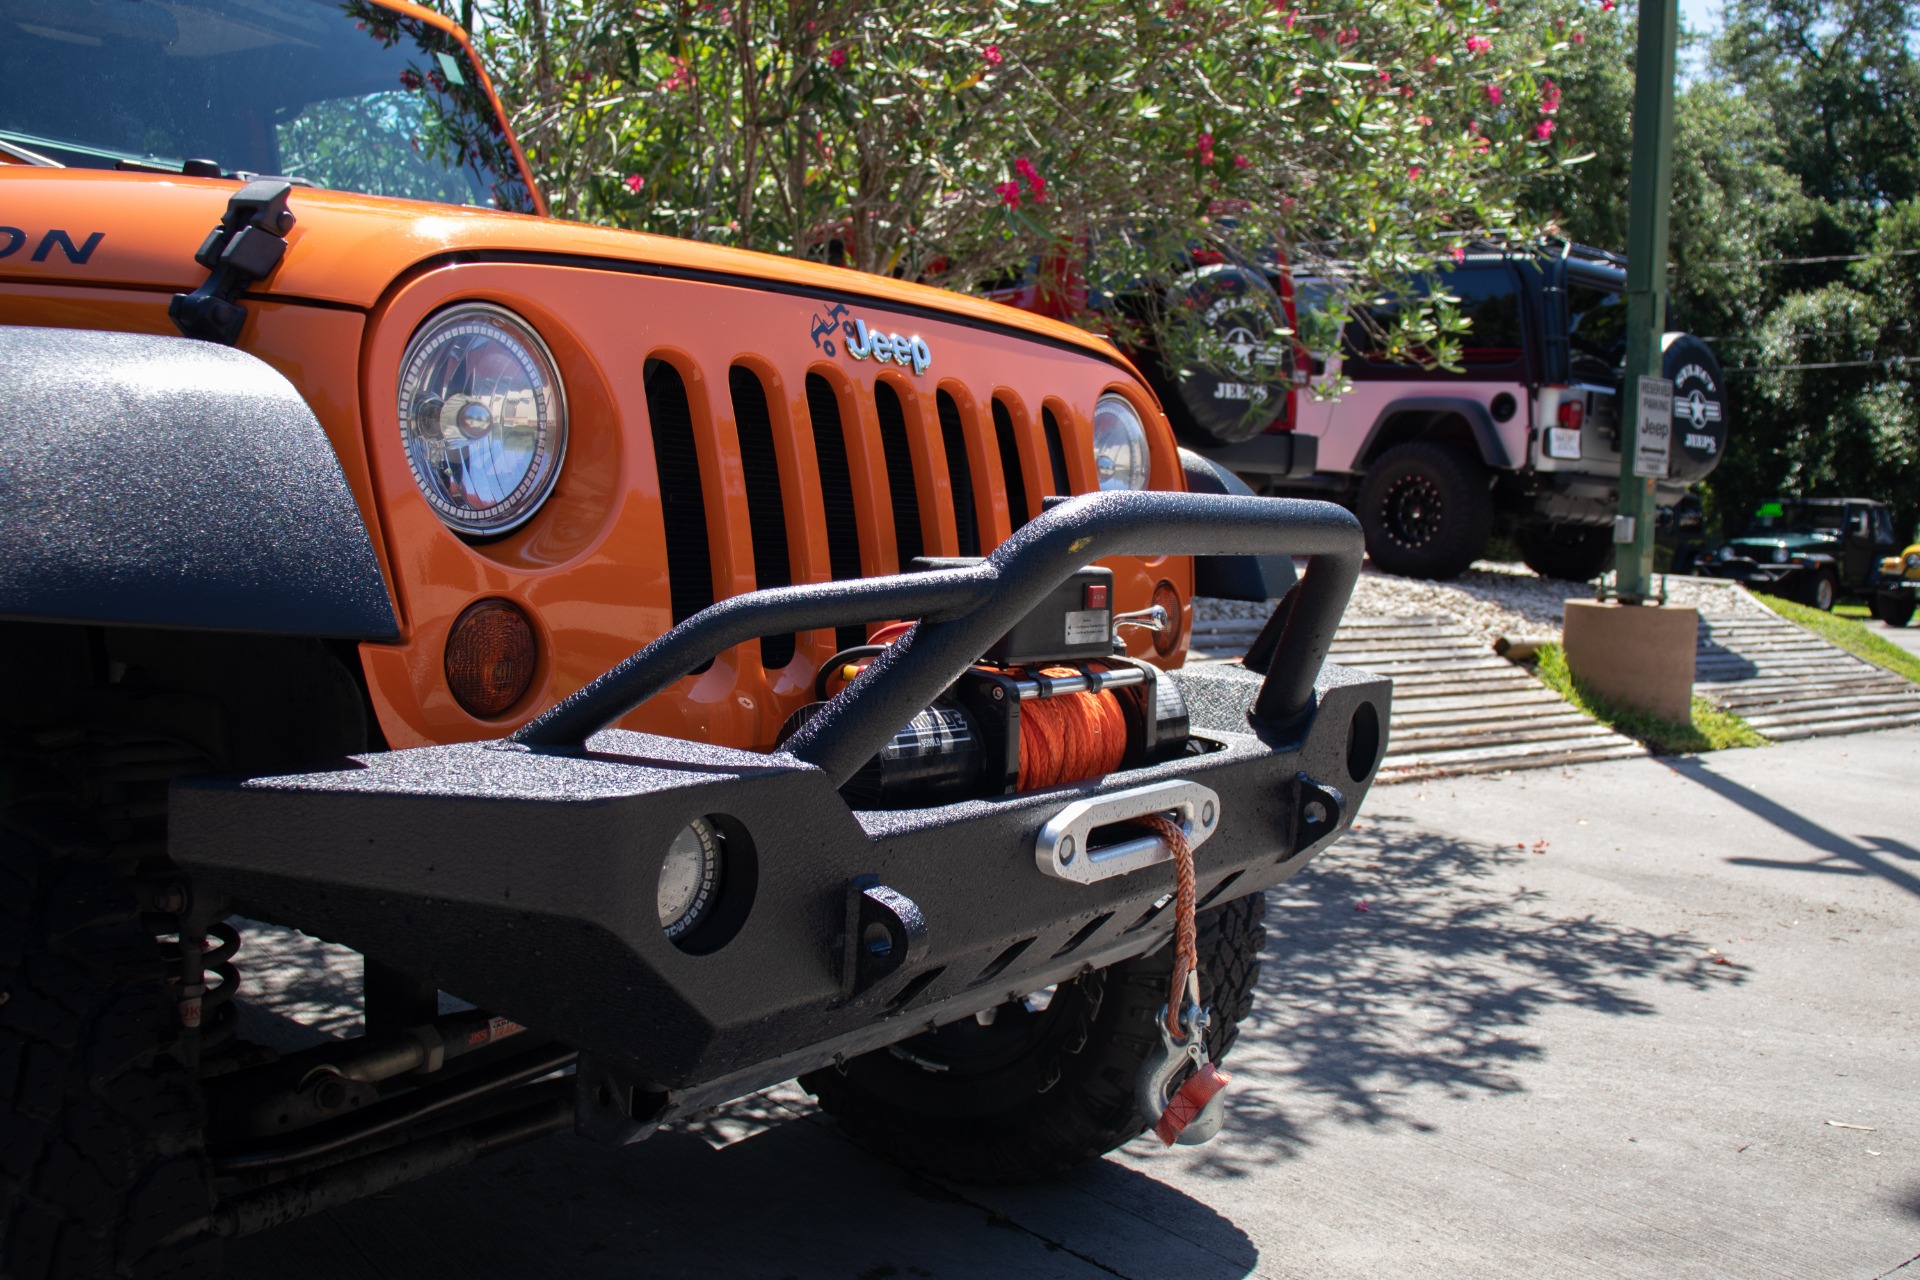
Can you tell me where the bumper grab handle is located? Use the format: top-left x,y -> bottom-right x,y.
514,492 -> 1362,783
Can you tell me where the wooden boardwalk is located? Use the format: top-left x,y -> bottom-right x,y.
1189,613 -> 1644,782
1695,612 -> 1920,740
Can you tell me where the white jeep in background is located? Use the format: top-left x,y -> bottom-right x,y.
1211,244 -> 1732,580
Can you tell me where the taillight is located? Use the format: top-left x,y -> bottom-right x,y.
1558,400 -> 1584,431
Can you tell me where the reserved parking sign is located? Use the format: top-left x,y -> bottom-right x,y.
1633,375 -> 1673,479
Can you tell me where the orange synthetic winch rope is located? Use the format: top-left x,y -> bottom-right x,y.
1015,667 -> 1128,790
1132,811 -> 1198,1038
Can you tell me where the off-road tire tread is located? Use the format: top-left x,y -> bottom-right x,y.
0,789 -> 219,1280
804,892 -> 1265,1185
1515,524 -> 1615,583
1357,441 -> 1492,580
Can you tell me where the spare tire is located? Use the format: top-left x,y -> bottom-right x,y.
1661,332 -> 1730,482
1144,264 -> 1294,448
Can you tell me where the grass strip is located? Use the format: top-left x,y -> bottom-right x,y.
1528,643 -> 1768,755
1756,594 -> 1920,686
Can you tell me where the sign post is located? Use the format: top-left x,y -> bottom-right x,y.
1614,0 -> 1680,603
1561,0 -> 1697,725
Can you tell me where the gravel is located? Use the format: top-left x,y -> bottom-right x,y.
1197,561 -> 1771,646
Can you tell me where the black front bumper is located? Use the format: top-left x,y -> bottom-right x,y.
170,492 -> 1389,1125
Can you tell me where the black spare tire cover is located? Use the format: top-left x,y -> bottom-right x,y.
1150,264 -> 1294,448
1661,332 -> 1729,482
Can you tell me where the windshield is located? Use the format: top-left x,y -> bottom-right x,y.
1748,502 -> 1844,535
0,0 -> 534,213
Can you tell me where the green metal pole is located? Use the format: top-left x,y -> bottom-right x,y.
1615,0 -> 1680,604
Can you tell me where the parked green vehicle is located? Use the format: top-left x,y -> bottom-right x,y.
1702,497 -> 1904,611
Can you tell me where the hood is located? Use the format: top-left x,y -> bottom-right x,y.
1726,532 -> 1836,555
0,168 -> 1129,367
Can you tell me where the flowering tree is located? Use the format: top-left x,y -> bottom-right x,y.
459,0 -> 1587,385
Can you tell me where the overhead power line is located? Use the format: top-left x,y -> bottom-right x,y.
1680,246 -> 1920,269
1726,354 -> 1920,372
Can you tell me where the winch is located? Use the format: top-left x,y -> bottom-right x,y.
780,562 -> 1193,808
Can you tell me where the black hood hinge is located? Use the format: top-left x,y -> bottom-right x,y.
169,179 -> 296,345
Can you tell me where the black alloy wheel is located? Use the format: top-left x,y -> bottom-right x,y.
1356,441 -> 1493,580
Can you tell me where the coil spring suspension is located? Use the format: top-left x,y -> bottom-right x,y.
41,727 -> 244,1066
169,920 -> 242,1057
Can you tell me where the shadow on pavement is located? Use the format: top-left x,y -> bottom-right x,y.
231,1094 -> 1258,1280
1179,808 -> 1734,1177
1661,755 -> 1920,898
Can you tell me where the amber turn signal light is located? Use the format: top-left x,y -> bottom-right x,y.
445,599 -> 537,718
1151,580 -> 1184,656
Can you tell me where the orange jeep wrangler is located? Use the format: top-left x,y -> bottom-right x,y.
0,3 -> 1387,1275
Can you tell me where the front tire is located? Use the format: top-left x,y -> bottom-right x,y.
1875,590 -> 1916,628
1808,569 -> 1839,612
1357,442 -> 1492,580
1,781 -> 219,1280
802,892 -> 1266,1184
1516,523 -> 1615,583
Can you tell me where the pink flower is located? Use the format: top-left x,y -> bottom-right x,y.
994,180 -> 1021,208
1416,114 -> 1432,126
983,44 -> 1002,66
1485,83 -> 1504,105
1014,155 -> 1048,202
1540,78 -> 1561,113
1452,245 -> 1466,263
1536,118 -> 1556,140
1573,30 -> 1586,42
1282,195 -> 1296,210
827,47 -> 847,68
1233,153 -> 1251,169
1407,165 -> 1423,180
1465,34 -> 1491,54
1600,0 -> 1615,9
1335,26 -> 1358,45
624,173 -> 644,193
1282,5 -> 1298,26
1195,130 -> 1216,166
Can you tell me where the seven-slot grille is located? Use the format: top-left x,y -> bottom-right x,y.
641,356 -> 1084,672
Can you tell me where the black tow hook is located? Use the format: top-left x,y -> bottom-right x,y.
169,179 -> 296,345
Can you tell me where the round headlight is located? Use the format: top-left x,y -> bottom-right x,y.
1906,551 -> 1920,570
1092,393 -> 1151,492
658,818 -> 722,943
398,304 -> 566,536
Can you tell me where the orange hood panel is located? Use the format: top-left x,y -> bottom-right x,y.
0,168 -> 1131,369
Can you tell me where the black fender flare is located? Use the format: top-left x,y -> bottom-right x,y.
0,326 -> 398,638
1357,396 -> 1513,471
1177,448 -> 1299,601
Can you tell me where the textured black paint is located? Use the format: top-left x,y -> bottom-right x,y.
170,660 -> 1388,1110
0,327 -> 396,638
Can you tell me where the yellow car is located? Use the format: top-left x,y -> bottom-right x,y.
1871,542 -> 1920,627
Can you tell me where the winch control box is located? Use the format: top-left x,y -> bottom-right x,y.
915,557 -> 1115,665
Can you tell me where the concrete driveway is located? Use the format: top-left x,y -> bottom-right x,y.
1873,617 -> 1920,660
230,729 -> 1920,1279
